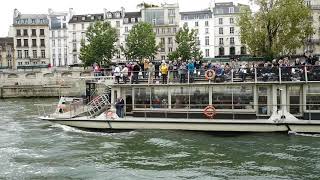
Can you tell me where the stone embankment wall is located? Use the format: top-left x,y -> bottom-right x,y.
0,67 -> 92,98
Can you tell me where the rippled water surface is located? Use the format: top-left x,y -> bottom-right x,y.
0,98 -> 320,179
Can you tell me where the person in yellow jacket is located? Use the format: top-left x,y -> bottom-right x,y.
160,61 -> 169,84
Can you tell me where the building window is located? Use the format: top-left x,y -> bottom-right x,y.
219,38 -> 224,45
58,39 -> 61,46
125,26 -> 128,32
73,24 -> 76,30
205,21 -> 209,26
205,28 -> 209,34
168,37 -> 173,45
32,29 -> 36,36
219,47 -> 224,56
17,39 -> 21,47
18,62 -> 22,65
230,27 -> 234,34
73,43 -> 77,52
205,49 -> 209,57
230,47 -> 235,55
196,37 -> 200,45
230,37 -> 235,45
219,18 -> 223,25
17,50 -> 22,58
169,17 -> 174,24
116,21 -> 120,28
219,28 -> 223,34
58,31 -> 61,37
241,46 -> 246,55
173,28 -> 176,33
41,50 -> 45,58
52,39 -> 55,46
205,36 -> 209,45
40,39 -> 45,47
229,7 -> 234,13
23,29 -> 28,36
24,39 -> 28,47
24,50 -> 29,58
168,9 -> 175,16
16,29 -> 21,36
32,39 -> 37,47
162,28 -> 165,34
230,18 -> 234,24
169,47 -> 173,52
33,50 -> 37,58
195,21 -> 199,27
81,24 -> 85,30
161,55 -> 165,60
40,29 -> 44,36
73,54 -> 77,63
73,33 -> 76,41
167,28 -> 171,34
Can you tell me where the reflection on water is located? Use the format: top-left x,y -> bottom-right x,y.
0,98 -> 319,179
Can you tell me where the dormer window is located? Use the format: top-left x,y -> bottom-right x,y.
16,20 -> 20,24
31,19 -> 36,24
131,18 -> 135,23
73,17 -> 77,21
107,13 -> 112,18
82,17 -> 85,21
116,13 -> 120,18
40,19 -> 43,24
124,18 -> 128,23
91,16 -> 94,20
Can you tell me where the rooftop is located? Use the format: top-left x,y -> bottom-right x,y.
69,14 -> 104,23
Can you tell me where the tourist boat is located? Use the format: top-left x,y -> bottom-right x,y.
38,66 -> 320,133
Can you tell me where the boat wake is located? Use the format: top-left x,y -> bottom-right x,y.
49,124 -> 137,137
288,131 -> 320,137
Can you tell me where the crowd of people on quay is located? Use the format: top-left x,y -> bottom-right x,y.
100,55 -> 320,84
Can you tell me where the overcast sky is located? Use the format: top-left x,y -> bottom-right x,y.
0,0 -> 253,37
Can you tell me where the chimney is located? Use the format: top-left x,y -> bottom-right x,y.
121,7 -> 125,18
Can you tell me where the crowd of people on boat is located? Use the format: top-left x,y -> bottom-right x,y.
102,55 -> 320,84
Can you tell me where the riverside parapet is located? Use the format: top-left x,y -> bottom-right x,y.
0,67 -> 92,98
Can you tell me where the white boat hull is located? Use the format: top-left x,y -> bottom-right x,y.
40,116 -> 299,133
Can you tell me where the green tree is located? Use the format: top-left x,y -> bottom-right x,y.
168,24 -> 202,61
122,22 -> 158,61
238,0 -> 314,59
80,21 -> 118,67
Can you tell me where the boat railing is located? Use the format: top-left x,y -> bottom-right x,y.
109,102 -> 320,121
108,65 -> 320,85
35,100 -> 89,119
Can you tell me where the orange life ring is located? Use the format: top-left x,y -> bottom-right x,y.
204,105 -> 216,119
205,70 -> 215,80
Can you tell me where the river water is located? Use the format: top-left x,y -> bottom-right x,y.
0,98 -> 320,179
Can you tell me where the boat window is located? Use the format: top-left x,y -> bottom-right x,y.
288,86 -> 301,114
233,86 -> 254,109
213,86 -> 233,109
258,87 -> 268,115
190,87 -> 209,109
306,85 -> 320,111
151,88 -> 168,109
171,87 -> 190,109
212,86 -> 254,110
134,88 -> 150,108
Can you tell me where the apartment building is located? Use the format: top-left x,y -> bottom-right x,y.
12,9 -> 50,67
0,37 -> 14,69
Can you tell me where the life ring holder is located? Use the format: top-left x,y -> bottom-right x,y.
205,70 -> 215,80
204,105 -> 216,119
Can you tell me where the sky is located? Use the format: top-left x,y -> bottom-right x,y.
0,0 -> 254,37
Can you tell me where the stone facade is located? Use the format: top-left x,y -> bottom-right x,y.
12,9 -> 50,68
213,2 -> 247,57
48,8 -> 73,66
180,10 -> 214,59
0,37 -> 14,69
141,3 -> 180,61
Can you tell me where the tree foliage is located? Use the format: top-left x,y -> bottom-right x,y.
122,22 -> 158,61
168,24 -> 202,61
238,0 -> 314,59
80,21 -> 118,67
